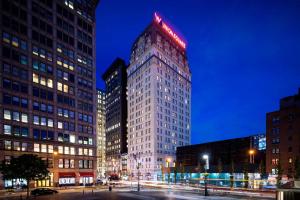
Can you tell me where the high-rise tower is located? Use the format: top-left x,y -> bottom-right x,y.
102,58 -> 128,177
96,89 -> 106,178
127,13 -> 191,180
0,0 -> 99,188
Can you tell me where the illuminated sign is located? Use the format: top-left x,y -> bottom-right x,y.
154,12 -> 186,49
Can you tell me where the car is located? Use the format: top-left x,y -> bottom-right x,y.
96,179 -> 108,185
31,188 -> 58,196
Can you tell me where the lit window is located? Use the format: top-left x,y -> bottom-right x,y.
70,135 -> 75,143
40,77 -> 46,86
84,148 -> 88,155
21,143 -> 27,151
64,159 -> 70,168
48,145 -> 53,153
70,147 -> 75,155
88,138 -> 93,145
57,57 -> 62,65
63,84 -> 68,92
64,146 -> 70,155
33,116 -> 39,125
4,110 -> 11,120
58,121 -> 63,129
58,146 -> 63,154
78,148 -> 83,155
47,79 -> 53,88
289,158 -> 293,163
33,46 -> 39,56
57,82 -> 63,91
5,140 -> 12,150
12,37 -> 19,47
48,119 -> 54,127
34,143 -> 40,152
58,159 -> 63,168
41,117 -> 47,126
41,144 -> 47,153
4,125 -> 12,135
33,73 -> 39,83
14,142 -> 20,151
89,149 -> 93,156
57,44 -> 62,53
70,159 -> 75,168
2,32 -> 10,43
21,113 -> 28,123
40,49 -> 46,58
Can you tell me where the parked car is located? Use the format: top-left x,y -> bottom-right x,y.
31,188 -> 58,196
109,174 -> 119,181
96,179 -> 108,185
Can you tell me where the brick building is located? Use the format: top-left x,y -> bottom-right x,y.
266,89 -> 300,177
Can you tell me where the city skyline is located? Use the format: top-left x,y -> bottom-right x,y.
95,0 -> 300,144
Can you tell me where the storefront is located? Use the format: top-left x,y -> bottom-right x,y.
4,179 -> 27,189
58,172 -> 76,186
35,173 -> 53,187
79,172 -> 94,186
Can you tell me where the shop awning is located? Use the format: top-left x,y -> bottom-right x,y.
59,172 -> 76,178
79,172 -> 94,177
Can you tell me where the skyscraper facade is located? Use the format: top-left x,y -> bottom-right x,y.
96,89 -> 106,178
127,13 -> 191,180
102,58 -> 128,177
0,0 -> 99,188
266,89 -> 300,177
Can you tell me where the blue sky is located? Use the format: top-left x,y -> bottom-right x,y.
95,0 -> 300,144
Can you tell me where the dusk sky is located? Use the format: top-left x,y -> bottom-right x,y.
95,0 -> 300,144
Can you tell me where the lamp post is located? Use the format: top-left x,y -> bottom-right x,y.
203,154 -> 209,196
249,149 -> 255,164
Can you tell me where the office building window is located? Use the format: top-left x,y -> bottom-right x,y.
34,143 -> 40,152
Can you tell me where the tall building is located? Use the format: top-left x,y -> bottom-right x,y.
127,13 -> 191,180
0,0 -> 99,188
102,58 -> 127,177
96,89 -> 106,178
266,88 -> 300,177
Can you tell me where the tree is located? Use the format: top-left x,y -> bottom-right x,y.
294,157 -> 300,180
0,154 -> 49,198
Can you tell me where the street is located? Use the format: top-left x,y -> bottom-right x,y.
0,187 -> 275,200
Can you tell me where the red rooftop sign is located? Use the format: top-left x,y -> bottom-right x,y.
154,12 -> 186,49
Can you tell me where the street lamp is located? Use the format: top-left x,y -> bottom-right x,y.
202,154 -> 209,196
249,149 -> 255,164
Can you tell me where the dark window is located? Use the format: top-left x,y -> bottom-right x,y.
33,129 -> 40,139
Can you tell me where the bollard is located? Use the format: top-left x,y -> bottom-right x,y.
82,189 -> 84,196
19,194 -> 22,200
92,189 -> 94,195
109,186 -> 112,191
